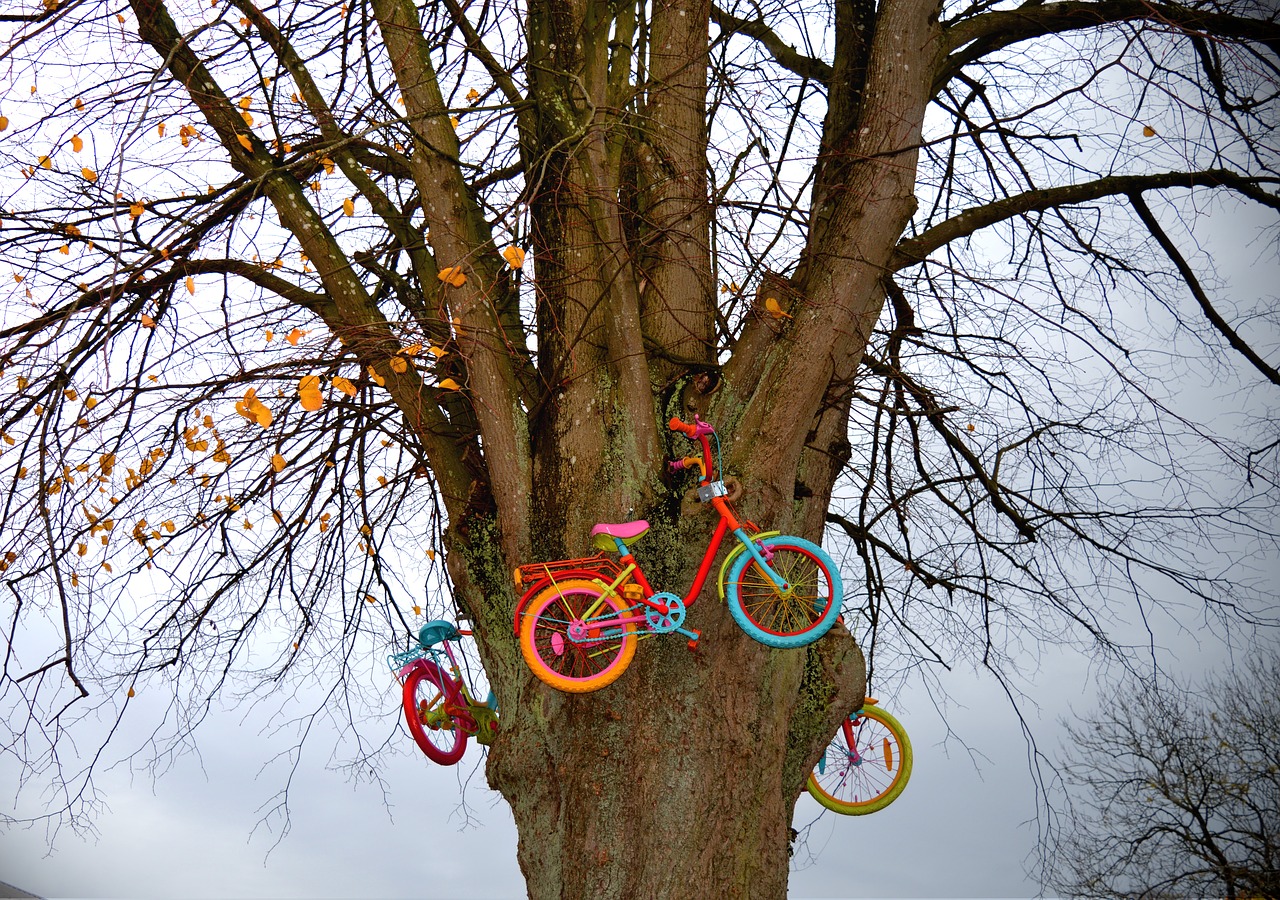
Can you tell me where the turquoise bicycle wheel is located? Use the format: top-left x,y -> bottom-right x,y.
724,535 -> 842,649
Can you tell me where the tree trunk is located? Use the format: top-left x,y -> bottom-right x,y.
486,535 -> 866,899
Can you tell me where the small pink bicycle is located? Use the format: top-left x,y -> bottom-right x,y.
391,620 -> 498,765
511,415 -> 845,692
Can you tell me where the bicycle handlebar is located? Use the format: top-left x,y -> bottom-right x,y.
668,416 -> 716,483
668,415 -> 714,438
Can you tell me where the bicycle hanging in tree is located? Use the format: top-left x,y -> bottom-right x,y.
390,620 -> 498,765
512,415 -> 844,693
807,698 -> 912,815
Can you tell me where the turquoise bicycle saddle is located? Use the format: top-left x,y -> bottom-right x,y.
418,620 -> 461,648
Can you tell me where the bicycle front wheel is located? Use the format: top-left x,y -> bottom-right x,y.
724,535 -> 842,648
806,705 -> 913,815
519,579 -> 637,693
402,661 -> 468,765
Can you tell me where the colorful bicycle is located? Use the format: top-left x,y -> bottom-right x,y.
390,620 -> 498,765
512,415 -> 844,693
806,699 -> 912,815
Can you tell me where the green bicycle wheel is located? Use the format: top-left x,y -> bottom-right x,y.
807,705 -> 912,815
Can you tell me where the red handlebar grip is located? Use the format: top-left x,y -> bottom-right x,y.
668,416 -> 697,437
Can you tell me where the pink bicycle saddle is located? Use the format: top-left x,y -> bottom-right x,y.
590,520 -> 650,551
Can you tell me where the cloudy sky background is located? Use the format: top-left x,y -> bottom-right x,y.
3,578 -> 1271,899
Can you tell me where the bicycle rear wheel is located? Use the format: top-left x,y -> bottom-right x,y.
519,579 -> 637,693
402,661 -> 468,765
806,705 -> 912,815
724,535 -> 842,648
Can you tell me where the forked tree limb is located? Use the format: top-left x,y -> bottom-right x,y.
938,0 -> 1280,91
372,0 -> 535,558
890,170 -> 1280,271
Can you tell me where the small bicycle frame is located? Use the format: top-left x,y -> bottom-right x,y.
391,620 -> 498,764
513,416 -> 844,691
512,418 -> 790,645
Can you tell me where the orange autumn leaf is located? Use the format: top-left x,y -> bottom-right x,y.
185,276 -> 195,295
389,355 -> 408,374
271,453 -> 286,472
241,111 -> 254,127
427,345 -> 447,358
426,549 -> 436,560
140,314 -> 156,328
81,167 -> 97,182
157,121 -> 166,137
367,366 -> 385,387
239,97 -> 252,111
321,157 -> 335,174
502,245 -> 525,269
437,266 -> 466,287
763,297 -> 791,319
38,155 -> 52,170
332,375 -> 357,397
0,116 -> 8,131
437,378 -> 461,391
129,202 -> 144,219
342,197 -> 355,216
236,133 -> 253,151
234,387 -> 273,427
285,328 -> 305,346
466,88 -> 480,102
412,604 -> 422,615
1142,125 -> 1156,137
298,375 -> 323,411
70,134 -> 83,152
402,342 -> 422,356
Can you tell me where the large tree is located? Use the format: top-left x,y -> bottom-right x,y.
1,0 -> 1276,895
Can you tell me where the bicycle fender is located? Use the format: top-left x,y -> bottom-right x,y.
396,658 -> 431,681
510,568 -> 615,633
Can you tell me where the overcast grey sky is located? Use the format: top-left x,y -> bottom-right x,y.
5,617 -> 1269,900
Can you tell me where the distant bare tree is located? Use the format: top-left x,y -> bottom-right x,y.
1046,651 -> 1280,900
